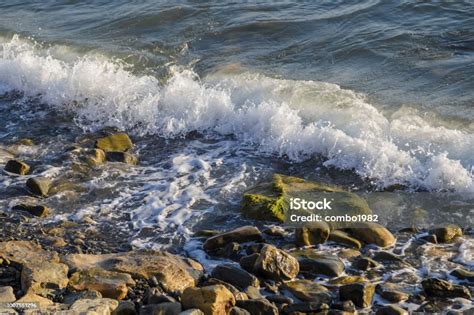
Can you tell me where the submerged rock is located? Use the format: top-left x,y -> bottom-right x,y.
69,268 -> 136,300
203,226 -> 262,251
339,283 -> 375,308
282,280 -> 332,304
253,244 -> 299,281
95,133 -> 133,152
12,204 -> 49,217
4,159 -> 30,175
349,223 -> 396,248
241,174 -> 371,223
211,264 -> 259,289
181,285 -> 235,315
291,250 -> 345,277
26,177 -> 52,197
295,222 -> 330,246
450,268 -> 474,282
421,278 -> 471,299
106,151 -> 138,165
429,224 -> 462,243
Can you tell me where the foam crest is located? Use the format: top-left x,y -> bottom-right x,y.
1,35 -> 473,192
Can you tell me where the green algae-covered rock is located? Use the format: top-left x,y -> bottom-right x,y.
241,174 -> 371,226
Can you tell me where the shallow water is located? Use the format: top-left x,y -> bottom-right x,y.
0,1 -> 473,254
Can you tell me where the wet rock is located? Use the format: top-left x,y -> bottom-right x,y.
179,309 -> 205,315
215,242 -> 242,260
4,159 -> 30,175
372,251 -> 410,268
85,148 -> 106,167
16,293 -> 53,308
239,254 -> 260,272
420,234 -> 437,244
263,226 -> 287,238
69,268 -> 136,300
203,226 -> 262,251
181,285 -> 235,315
295,222 -> 330,246
70,298 -> 119,314
0,148 -> 14,164
21,262 -> 69,298
327,276 -> 367,286
349,223 -> 396,248
211,264 -> 259,289
282,280 -> 332,304
283,302 -> 329,314
429,225 -> 462,243
106,151 -> 138,165
236,298 -> 278,315
244,243 -> 266,255
352,256 -> 379,271
339,248 -> 361,259
380,289 -> 409,303
421,278 -> 471,299
96,133 -> 133,152
205,278 -> 240,296
292,250 -> 344,277
243,286 -> 262,300
331,300 -> 356,312
339,283 -> 375,308
194,230 -> 220,237
0,241 -> 59,266
113,300 -> 137,315
329,230 -> 362,249
12,204 -> 49,217
450,268 -> 474,282
253,244 -> 299,281
140,302 -> 182,315
376,305 -> 408,315
0,286 -> 16,302
61,251 -> 203,294
26,177 -> 52,197
241,174 -> 371,224
230,307 -> 250,315
266,294 -> 293,305
18,138 -> 34,146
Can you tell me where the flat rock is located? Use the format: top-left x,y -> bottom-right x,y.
0,241 -> 59,266
181,285 -> 235,315
327,276 -> 367,286
12,204 -> 49,217
61,250 -> 203,293
203,226 -> 262,251
421,278 -> 471,299
21,262 -> 69,297
329,230 -> 362,249
235,298 -> 278,315
16,293 -> 54,308
291,250 -> 345,277
295,222 -> 330,246
349,223 -> 396,248
339,283 -> 375,308
0,286 -> 16,303
4,159 -> 30,175
95,133 -> 133,152
69,268 -> 136,300
211,264 -> 259,289
281,280 -> 332,304
380,289 -> 409,303
253,244 -> 299,281
429,224 -> 462,243
26,177 -> 52,197
70,298 -> 119,315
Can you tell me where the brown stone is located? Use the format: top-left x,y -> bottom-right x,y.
282,280 -> 332,304
0,241 -> 59,266
105,151 -> 138,165
339,283 -> 375,308
211,264 -> 259,289
21,262 -> 69,297
181,285 -> 235,315
203,226 -> 262,251
253,244 -> 299,281
12,204 -> 49,217
329,230 -> 362,249
95,133 -> 133,152
26,177 -> 52,197
429,224 -> 462,243
295,222 -> 330,246
4,159 -> 30,175
349,223 -> 396,248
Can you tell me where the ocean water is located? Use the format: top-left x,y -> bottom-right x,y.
0,1 -> 473,248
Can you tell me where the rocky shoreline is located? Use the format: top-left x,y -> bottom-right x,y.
1,133 -> 473,314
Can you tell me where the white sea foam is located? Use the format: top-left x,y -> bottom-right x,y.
1,35 -> 474,192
